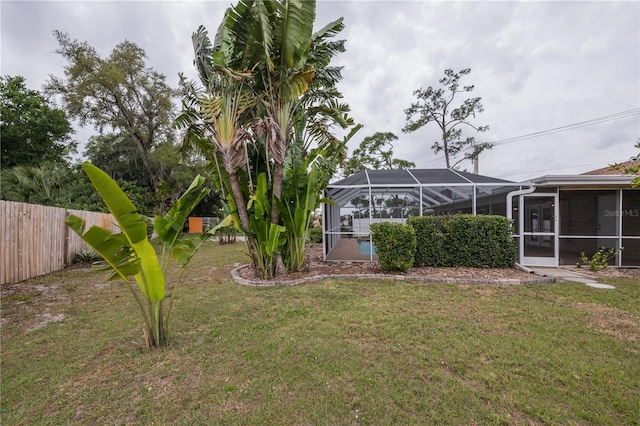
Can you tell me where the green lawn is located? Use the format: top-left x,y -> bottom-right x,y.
2,242 -> 639,425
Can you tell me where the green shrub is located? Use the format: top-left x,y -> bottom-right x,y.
407,216 -> 446,267
308,227 -> 323,244
578,246 -> 623,271
72,248 -> 102,266
210,223 -> 237,245
408,215 -> 516,268
371,222 -> 416,273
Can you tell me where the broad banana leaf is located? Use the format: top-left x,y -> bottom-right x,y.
65,215 -> 140,281
311,17 -> 344,44
247,173 -> 271,219
283,68 -> 315,101
154,174 -> 209,248
80,162 -> 164,302
304,165 -> 319,211
208,214 -> 235,236
265,223 -> 286,256
257,1 -> 276,67
153,174 -> 209,267
273,0 -> 316,69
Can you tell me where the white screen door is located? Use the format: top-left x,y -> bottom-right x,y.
520,194 -> 558,267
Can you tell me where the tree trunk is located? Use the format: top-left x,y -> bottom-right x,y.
273,254 -> 286,276
227,170 -> 260,268
143,152 -> 158,190
269,156 -> 287,277
270,161 -> 284,225
228,170 -> 250,232
443,131 -> 450,169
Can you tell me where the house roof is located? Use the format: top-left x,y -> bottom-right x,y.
525,174 -> 636,187
581,158 -> 639,175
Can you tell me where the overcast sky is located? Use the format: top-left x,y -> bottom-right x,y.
2,0 -> 639,182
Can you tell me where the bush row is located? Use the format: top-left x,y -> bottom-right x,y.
408,215 -> 516,268
371,215 -> 516,271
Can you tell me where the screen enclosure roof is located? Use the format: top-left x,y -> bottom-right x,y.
326,169 -> 518,209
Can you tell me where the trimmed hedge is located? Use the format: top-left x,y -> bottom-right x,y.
308,227 -> 323,244
406,215 -> 446,267
407,215 -> 516,268
371,222 -> 416,273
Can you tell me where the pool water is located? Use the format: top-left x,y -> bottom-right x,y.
357,240 -> 377,255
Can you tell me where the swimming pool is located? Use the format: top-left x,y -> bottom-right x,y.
357,240 -> 377,256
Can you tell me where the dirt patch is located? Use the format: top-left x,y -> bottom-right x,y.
0,268 -> 106,329
577,302 -> 640,343
28,310 -> 66,332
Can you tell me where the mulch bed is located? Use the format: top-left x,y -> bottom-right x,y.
570,267 -> 640,279
234,244 -> 550,285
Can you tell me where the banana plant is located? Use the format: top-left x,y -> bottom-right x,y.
247,173 -> 286,277
65,162 -> 209,348
278,122 -> 361,271
278,151 -> 334,271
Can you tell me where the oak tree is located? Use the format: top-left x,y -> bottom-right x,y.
45,31 -> 175,191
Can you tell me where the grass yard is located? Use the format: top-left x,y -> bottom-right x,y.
2,241 -> 639,425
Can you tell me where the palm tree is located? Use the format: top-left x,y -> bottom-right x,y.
176,26 -> 261,267
228,0 -> 318,229
177,0 -> 357,277
1,163 -> 74,206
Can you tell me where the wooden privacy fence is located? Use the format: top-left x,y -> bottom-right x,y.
0,201 -> 118,285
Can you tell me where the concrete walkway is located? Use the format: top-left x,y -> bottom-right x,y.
528,267 -> 615,289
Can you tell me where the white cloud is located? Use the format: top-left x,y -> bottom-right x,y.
1,0 -> 638,181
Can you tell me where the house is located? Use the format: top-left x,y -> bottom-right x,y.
507,157 -> 639,267
322,167 -> 639,267
581,156 -> 639,176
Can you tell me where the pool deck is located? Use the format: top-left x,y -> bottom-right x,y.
326,238 -> 379,262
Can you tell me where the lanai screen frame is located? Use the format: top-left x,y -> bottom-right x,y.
505,175 -> 640,267
322,169 -> 519,262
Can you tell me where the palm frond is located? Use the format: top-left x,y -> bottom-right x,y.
192,26 -> 215,85
312,17 -> 344,42
254,0 -> 275,72
274,0 -> 316,69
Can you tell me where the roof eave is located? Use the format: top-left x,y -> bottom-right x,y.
524,175 -> 636,187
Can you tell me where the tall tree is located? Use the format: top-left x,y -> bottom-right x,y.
177,0 -> 357,278
343,132 -> 415,176
403,68 -> 491,170
0,75 -> 75,169
84,133 -> 149,186
45,31 -> 175,191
